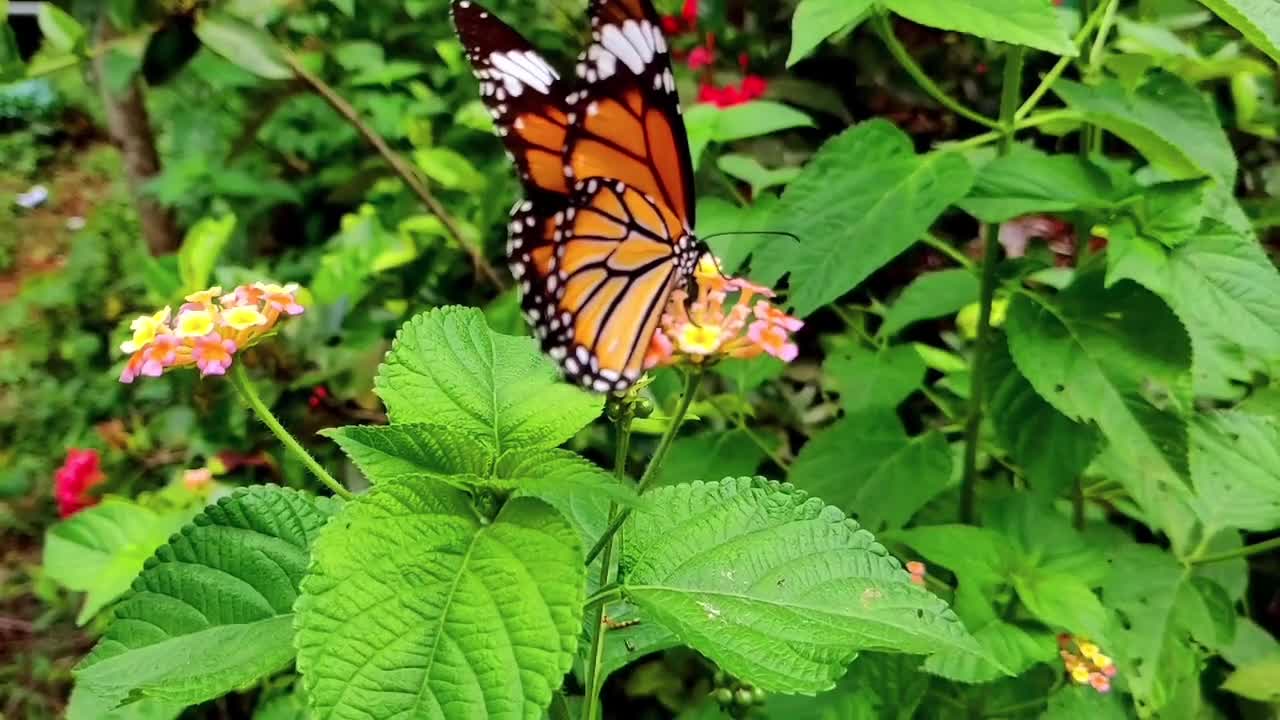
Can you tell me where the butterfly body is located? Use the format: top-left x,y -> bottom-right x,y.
452,0 -> 700,393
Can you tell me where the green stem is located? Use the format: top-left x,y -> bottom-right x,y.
706,396 -> 791,471
583,584 -> 624,612
1014,0 -> 1115,121
1191,536 -> 1280,566
229,363 -> 352,500
1087,0 -> 1120,72
920,232 -> 976,270
937,109 -> 1080,152
872,12 -> 1000,130
959,46 -> 1025,525
582,413 -> 633,720
583,370 -> 703,566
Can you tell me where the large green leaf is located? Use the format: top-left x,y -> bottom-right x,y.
1052,74 -> 1237,185
73,487 -> 338,710
295,481 -> 584,720
1222,655 -> 1280,702
37,3 -> 85,52
756,120 -> 974,318
1005,273 -> 1192,483
684,101 -> 814,167
655,430 -> 770,486
957,146 -> 1122,223
376,306 -> 602,453
765,653 -> 929,719
878,269 -> 979,338
1042,686 -> 1130,719
43,499 -> 189,625
323,422 -> 496,483
619,478 -> 984,693
177,214 -> 235,296
1189,411 -> 1280,533
1198,0 -> 1280,63
985,334 -> 1100,499
786,0 -> 875,66
923,620 -> 1052,683
887,525 -> 1016,592
825,345 -> 926,412
789,410 -> 952,529
194,12 -> 292,79
883,0 -> 1075,55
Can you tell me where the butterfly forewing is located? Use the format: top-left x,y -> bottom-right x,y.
566,0 -> 696,228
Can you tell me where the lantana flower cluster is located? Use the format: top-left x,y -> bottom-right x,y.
645,256 -> 802,370
119,282 -> 304,383
54,448 -> 106,518
1058,634 -> 1118,693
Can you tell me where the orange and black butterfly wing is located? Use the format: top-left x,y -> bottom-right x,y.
542,178 -> 698,392
565,0 -> 696,231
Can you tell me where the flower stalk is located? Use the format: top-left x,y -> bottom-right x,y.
960,45 -> 1025,524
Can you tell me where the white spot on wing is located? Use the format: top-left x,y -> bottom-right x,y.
600,24 -> 644,74
490,51 -> 553,95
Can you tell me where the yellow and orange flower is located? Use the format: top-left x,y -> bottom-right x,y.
1058,634 -> 1117,693
119,281 -> 304,383
644,255 -> 802,370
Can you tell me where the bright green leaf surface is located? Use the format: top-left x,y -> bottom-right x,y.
296,481 -> 584,720
789,410 -> 952,529
1053,74 -> 1237,184
825,344 -> 926,412
766,653 -> 929,719
1198,0 -> 1280,63
323,422 -> 496,484
787,0 -> 876,67
37,3 -> 85,52
1005,273 -> 1192,483
924,620 -> 1052,683
620,478 -> 984,693
376,306 -> 602,452
884,0 -> 1075,55
43,499 -> 189,625
716,154 -> 801,197
655,430 -> 770,486
1042,685 -> 1130,719
958,146 -> 1122,223
758,120 -> 974,317
194,12 -> 292,79
684,101 -> 814,167
878,269 -> 979,338
1190,411 -> 1280,532
73,487 -> 338,710
177,214 -> 235,296
985,334 -> 1100,499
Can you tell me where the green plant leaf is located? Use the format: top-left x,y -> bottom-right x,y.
619,477 -> 985,693
1197,0 -> 1280,63
73,486 -> 338,709
1222,655 -> 1280,702
37,3 -> 86,52
43,499 -> 189,625
323,423 -> 496,484
1135,179 -> 1208,248
1005,273 -> 1192,483
825,345 -> 926,412
716,154 -> 801,197
711,354 -> 786,393
878,269 -> 979,338
295,481 -> 584,720
790,411 -> 951,531
655,430 -> 771,486
756,120 -> 974,318
1042,685 -> 1130,719
1013,572 -> 1109,639
684,101 -> 814,168
883,0 -> 1075,56
888,524 -> 1016,593
177,214 -> 235,296
787,0 -> 876,66
1052,74 -> 1237,185
697,195 -> 779,274
376,306 -> 602,453
957,146 -> 1122,223
66,686 -> 184,720
923,621 -> 1052,683
498,446 -> 642,509
985,333 -> 1100,499
413,147 -> 485,191
194,11 -> 292,80
1189,411 -> 1280,533
765,653 -> 929,719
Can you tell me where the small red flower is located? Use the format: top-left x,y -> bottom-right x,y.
682,0 -> 698,26
697,75 -> 768,108
740,74 -> 767,99
54,449 -> 106,518
688,45 -> 715,70
308,385 -> 330,409
661,15 -> 681,34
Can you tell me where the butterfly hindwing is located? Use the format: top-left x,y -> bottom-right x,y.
566,0 -> 696,228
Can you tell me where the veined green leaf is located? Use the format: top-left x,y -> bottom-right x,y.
1222,655 -> 1280,702
1198,0 -> 1280,63
295,481 -> 584,720
73,487 -> 338,710
1005,272 -> 1192,483
684,101 -> 814,168
1190,411 -> 1280,533
194,12 -> 292,80
376,306 -> 602,453
958,145 -> 1124,223
323,422 -> 496,484
878,269 -> 979,338
825,344 -> 926,412
924,620 -> 1053,683
757,120 -> 974,318
786,0 -> 875,67
884,0 -> 1075,56
620,478 -> 986,693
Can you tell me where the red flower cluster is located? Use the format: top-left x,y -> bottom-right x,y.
660,0 -> 699,35
698,75 -> 767,107
54,448 -> 106,518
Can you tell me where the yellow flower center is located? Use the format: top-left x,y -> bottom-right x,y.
175,309 -> 216,338
223,306 -> 268,330
121,309 -> 171,352
677,323 -> 722,355
184,286 -> 224,305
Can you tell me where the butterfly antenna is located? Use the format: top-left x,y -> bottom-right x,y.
699,230 -> 801,244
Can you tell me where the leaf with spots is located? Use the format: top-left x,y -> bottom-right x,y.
72,486 -> 340,710
618,477 -> 987,694
295,479 -> 585,720
376,306 -> 602,453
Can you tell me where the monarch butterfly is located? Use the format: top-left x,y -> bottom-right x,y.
451,0 -> 703,393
